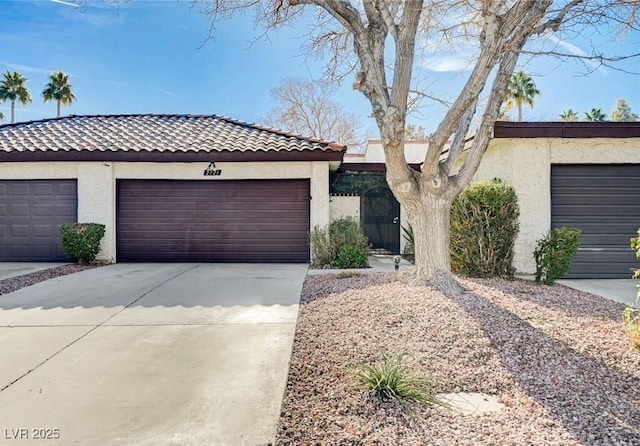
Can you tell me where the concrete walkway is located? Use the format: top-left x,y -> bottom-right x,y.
0,262 -> 66,281
307,254 -> 414,275
0,263 -> 306,445
557,279 -> 638,307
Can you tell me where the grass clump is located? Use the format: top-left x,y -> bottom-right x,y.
336,271 -> 364,279
623,305 -> 640,349
353,352 -> 449,407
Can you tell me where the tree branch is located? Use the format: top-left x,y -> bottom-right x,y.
378,0 -> 399,39
441,96 -> 476,175
453,50 -> 521,192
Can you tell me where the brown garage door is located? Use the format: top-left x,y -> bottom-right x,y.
0,180 -> 77,261
117,179 -> 310,262
551,165 -> 640,278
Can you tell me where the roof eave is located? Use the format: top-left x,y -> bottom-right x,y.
0,149 -> 345,163
494,121 -> 640,138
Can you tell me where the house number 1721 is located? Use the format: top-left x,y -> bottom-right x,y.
203,162 -> 222,176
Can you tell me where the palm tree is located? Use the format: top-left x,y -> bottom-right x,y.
585,108 -> 607,122
0,71 -> 32,123
42,71 -> 76,117
505,70 -> 541,121
0,111 -> 4,122
559,109 -> 579,122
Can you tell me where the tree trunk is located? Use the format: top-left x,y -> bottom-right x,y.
57,101 -> 61,118
518,103 -> 522,121
10,100 -> 15,123
404,193 -> 463,295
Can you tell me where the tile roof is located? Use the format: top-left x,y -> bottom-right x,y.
0,114 -> 347,154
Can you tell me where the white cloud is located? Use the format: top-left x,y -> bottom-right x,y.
422,54 -> 473,72
546,35 -> 604,72
50,0 -> 80,8
0,61 -> 54,75
547,35 -> 588,57
156,88 -> 176,96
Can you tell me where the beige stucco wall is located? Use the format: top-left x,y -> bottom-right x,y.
0,160 -> 331,262
329,195 -> 359,222
476,137 -> 640,273
0,162 -> 116,261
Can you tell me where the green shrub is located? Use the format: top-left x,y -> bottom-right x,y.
329,217 -> 370,252
60,223 -> 106,264
353,352 -> 448,407
450,179 -> 520,277
310,217 -> 370,268
332,244 -> 369,269
534,227 -> 581,285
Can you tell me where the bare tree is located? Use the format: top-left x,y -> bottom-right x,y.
198,0 -> 640,294
264,77 -> 363,147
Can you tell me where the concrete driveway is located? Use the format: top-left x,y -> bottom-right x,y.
0,263 -> 306,446
557,279 -> 638,307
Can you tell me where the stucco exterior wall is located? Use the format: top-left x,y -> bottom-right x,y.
0,162 -> 116,261
0,160 -> 331,262
478,137 -> 640,274
329,196 -> 359,222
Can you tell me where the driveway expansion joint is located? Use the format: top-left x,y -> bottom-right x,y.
0,263 -> 202,393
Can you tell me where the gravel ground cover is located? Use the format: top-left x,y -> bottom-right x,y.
0,264 -> 99,295
277,273 -> 640,445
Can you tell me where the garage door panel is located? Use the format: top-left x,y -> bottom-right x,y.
10,184 -> 29,196
552,193 -> 640,206
10,204 -> 29,217
117,179 -> 310,262
554,165 -> 640,176
552,205 -> 640,217
117,210 -> 309,221
118,229 -> 308,240
0,180 -> 77,261
551,165 -> 640,278
55,204 -> 77,217
577,233 -> 638,246
11,224 -> 29,237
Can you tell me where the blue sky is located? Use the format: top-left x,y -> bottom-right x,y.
2,0 -> 640,136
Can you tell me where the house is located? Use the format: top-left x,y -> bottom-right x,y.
0,114 -> 344,263
2,115 -> 640,280
332,122 -> 640,279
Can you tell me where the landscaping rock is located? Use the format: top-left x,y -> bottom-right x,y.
277,273 -> 640,445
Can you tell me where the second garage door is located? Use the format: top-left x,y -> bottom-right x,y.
117,179 -> 310,262
551,164 -> 640,278
0,180 -> 77,261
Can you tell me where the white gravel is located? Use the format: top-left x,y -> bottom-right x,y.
276,273 -> 640,445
